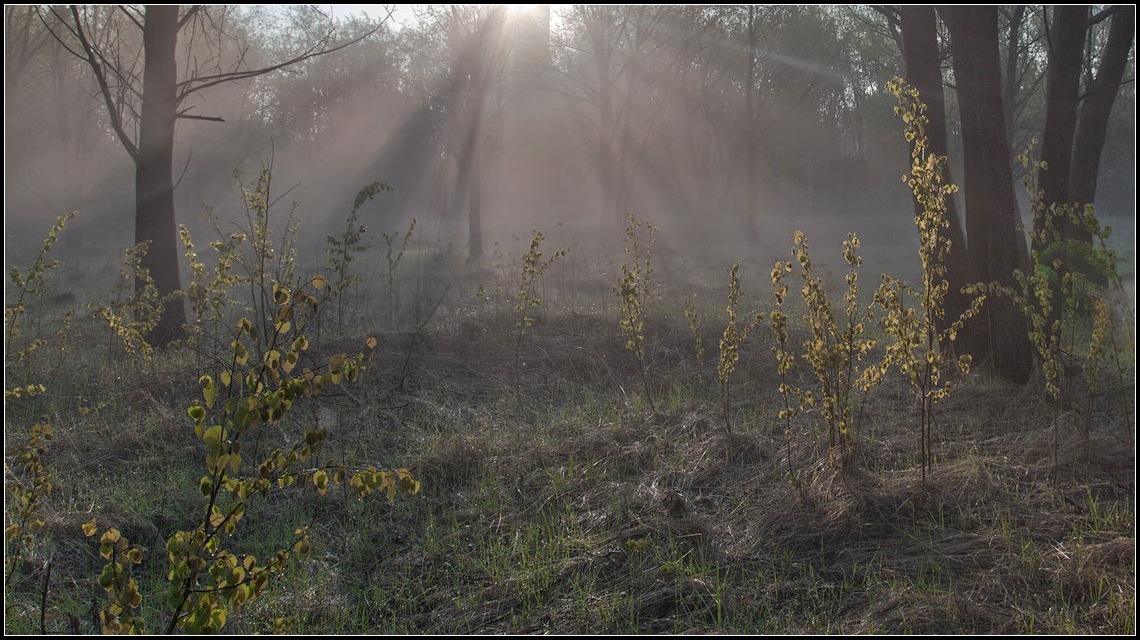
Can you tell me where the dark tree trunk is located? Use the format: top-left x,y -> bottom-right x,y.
1001,6 -> 1027,148
901,5 -> 972,338
136,5 -> 185,345
1034,5 -> 1087,305
468,96 -> 485,260
1037,5 -> 1087,216
1068,5 -> 1135,221
941,5 -> 1034,384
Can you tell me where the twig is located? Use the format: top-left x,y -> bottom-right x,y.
398,284 -> 451,393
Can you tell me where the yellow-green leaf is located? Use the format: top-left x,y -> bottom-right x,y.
200,375 -> 217,408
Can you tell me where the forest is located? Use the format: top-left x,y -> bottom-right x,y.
4,5 -> 1136,634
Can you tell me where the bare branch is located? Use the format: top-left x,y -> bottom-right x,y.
176,113 -> 226,123
63,5 -> 138,160
1088,6 -> 1116,28
177,5 -> 202,30
116,4 -> 143,31
176,22 -> 382,102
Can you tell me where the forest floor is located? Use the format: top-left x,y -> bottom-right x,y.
4,220 -> 1135,634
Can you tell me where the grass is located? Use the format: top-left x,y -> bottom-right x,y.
4,221 -> 1135,634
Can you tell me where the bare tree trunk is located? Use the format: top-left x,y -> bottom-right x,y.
941,5 -> 1034,384
136,5 -> 185,345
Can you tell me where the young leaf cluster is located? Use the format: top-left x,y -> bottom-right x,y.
514,231 -> 567,392
325,182 -> 393,327
880,78 -> 984,480
83,523 -> 147,634
97,240 -> 164,361
613,214 -> 658,411
769,259 -> 800,480
84,275 -> 420,634
792,231 -> 882,460
683,295 -> 705,370
5,211 -> 77,358
181,224 -> 247,347
975,142 -> 1131,472
717,263 -> 760,432
4,423 -> 54,586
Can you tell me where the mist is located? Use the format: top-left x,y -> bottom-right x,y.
5,5 -> 1135,303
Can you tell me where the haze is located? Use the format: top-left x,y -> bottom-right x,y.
4,5 -> 1135,296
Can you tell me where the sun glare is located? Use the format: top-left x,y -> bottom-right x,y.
505,4 -> 542,21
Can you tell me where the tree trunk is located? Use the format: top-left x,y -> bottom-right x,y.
136,5 -> 185,346
901,5 -> 972,339
1068,5 -> 1135,220
589,7 -> 619,235
742,4 -> 760,245
1037,6 -> 1087,215
941,5 -> 1034,384
1001,5 -> 1027,153
468,96 -> 485,260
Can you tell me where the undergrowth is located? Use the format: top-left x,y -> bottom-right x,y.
4,100 -> 1133,634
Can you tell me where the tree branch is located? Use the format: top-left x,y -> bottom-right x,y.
177,5 -> 201,30
175,22 -> 382,103
1088,6 -> 1116,28
62,5 -> 139,160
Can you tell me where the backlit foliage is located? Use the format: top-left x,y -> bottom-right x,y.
4,423 -> 53,590
514,231 -> 568,394
613,213 -> 658,411
975,141 -> 1132,473
717,263 -> 758,432
5,211 -> 77,360
880,78 -> 984,481
791,231 -> 882,462
181,224 -> 247,357
86,275 -> 419,634
96,241 -> 164,362
326,182 -> 392,327
769,259 -> 799,481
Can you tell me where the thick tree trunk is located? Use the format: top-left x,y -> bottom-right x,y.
941,5 -> 1034,384
901,6 -> 972,338
137,5 -> 185,346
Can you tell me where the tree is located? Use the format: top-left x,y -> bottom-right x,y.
558,5 -> 671,234
1065,5 -> 1135,230
1037,5 -> 1087,218
898,5 -> 971,335
1033,5 -> 1134,293
453,5 -> 507,260
939,5 -> 1034,383
47,5 -> 379,345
